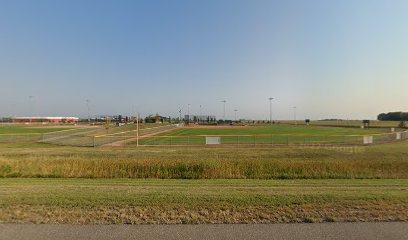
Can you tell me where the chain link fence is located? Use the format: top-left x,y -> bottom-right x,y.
0,127 -> 407,147
137,130 -> 408,147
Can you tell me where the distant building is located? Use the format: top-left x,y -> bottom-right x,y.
9,117 -> 79,123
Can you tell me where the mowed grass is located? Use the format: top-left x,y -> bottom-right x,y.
1,140 -> 408,179
0,126 -> 72,134
0,178 -> 407,224
164,125 -> 383,136
138,124 -> 390,145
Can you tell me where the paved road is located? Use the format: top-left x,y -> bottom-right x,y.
1,222 -> 407,240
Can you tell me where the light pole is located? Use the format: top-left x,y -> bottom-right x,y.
187,104 -> 190,124
221,100 -> 226,120
268,97 -> 273,125
293,106 -> 297,125
85,99 -> 90,124
234,109 -> 238,121
29,96 -> 34,123
199,105 -> 202,123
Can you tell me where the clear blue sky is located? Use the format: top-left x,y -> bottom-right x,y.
1,0 -> 407,120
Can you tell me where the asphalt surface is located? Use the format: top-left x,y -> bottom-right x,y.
1,222 -> 407,240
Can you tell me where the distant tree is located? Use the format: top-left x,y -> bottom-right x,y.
144,115 -> 155,123
378,112 -> 408,121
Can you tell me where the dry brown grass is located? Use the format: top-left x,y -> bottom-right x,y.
0,141 -> 408,179
1,204 -> 407,224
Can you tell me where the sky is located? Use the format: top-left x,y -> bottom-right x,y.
1,0 -> 408,120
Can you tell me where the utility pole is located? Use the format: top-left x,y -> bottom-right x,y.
268,97 -> 273,125
293,106 -> 297,125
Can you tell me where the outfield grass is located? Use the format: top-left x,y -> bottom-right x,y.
138,124 -> 392,145
165,125 -> 384,136
0,126 -> 72,134
0,178 -> 406,224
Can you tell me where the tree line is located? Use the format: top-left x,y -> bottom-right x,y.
377,112 -> 408,121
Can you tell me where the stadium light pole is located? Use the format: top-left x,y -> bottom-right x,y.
221,100 -> 226,120
29,95 -> 33,111
268,98 -> 273,125
85,99 -> 90,124
29,96 -> 34,123
199,105 -> 202,123
187,104 -> 190,124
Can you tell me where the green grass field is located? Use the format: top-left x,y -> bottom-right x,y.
138,124 -> 393,145
0,124 -> 407,224
1,178 -> 407,224
0,126 -> 72,134
165,125 -> 383,136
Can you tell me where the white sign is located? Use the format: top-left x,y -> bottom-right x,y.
206,136 -> 221,145
363,136 -> 373,144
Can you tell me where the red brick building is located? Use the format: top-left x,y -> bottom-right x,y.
10,117 -> 79,123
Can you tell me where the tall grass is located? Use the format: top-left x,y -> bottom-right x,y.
1,142 -> 408,179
